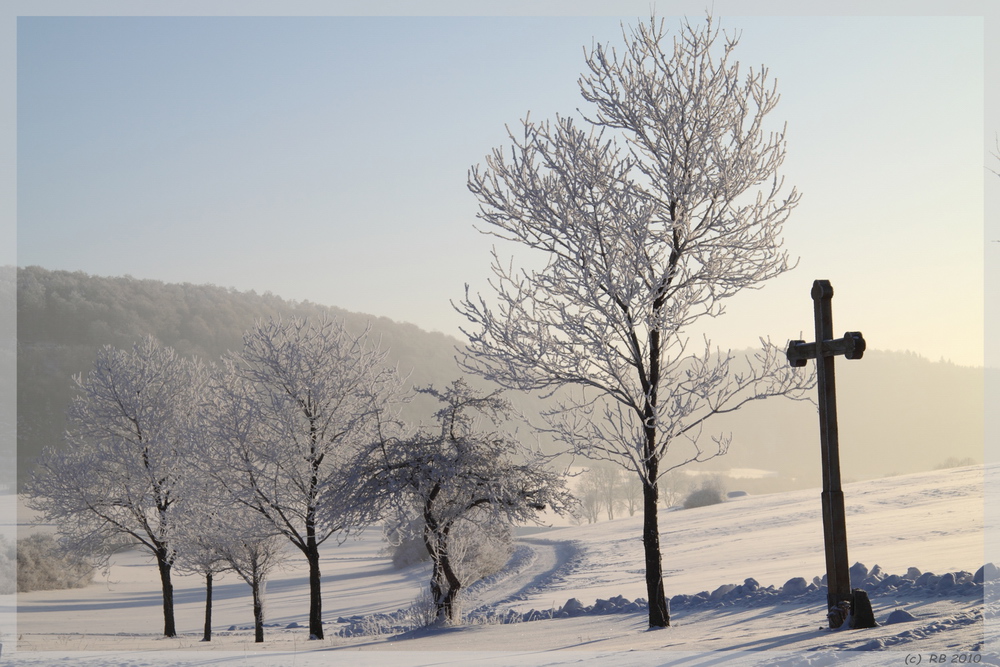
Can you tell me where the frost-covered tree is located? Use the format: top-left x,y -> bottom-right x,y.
458,15 -> 815,627
658,470 -> 692,510
176,415 -> 289,644
24,336 -> 203,637
572,479 -> 603,525
14,533 -> 94,593
212,509 -> 287,643
576,463 -> 642,520
175,408 -> 291,644
172,512 -> 229,642
619,468 -> 642,517
360,379 -> 574,624
590,463 -> 625,520
204,316 -> 405,639
171,469 -> 234,643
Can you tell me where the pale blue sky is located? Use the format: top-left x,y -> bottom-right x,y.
8,2 -> 996,368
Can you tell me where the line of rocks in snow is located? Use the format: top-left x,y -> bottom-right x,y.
335,562 -> 997,636
468,593 -> 645,625
670,561 -> 996,612
467,562 -> 998,627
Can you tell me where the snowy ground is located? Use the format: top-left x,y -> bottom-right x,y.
4,464 -> 998,666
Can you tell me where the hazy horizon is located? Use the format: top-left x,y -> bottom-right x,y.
11,263 -> 992,370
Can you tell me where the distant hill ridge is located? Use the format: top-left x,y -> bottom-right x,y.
14,266 -> 986,491
15,266 -> 465,487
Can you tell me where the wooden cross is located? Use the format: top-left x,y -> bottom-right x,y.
786,279 -> 874,628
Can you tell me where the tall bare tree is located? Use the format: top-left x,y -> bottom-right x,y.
204,316 -> 404,640
25,336 -> 203,637
458,15 -> 814,628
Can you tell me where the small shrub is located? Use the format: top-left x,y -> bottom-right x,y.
383,514 -> 513,578
452,521 -> 513,583
933,457 -> 978,470
389,533 -> 429,569
17,533 -> 94,592
404,588 -> 439,628
0,533 -> 15,594
683,478 -> 727,509
382,515 -> 430,569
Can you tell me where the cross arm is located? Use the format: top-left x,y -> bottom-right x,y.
786,332 -> 866,367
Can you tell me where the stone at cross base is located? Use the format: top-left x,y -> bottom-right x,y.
826,589 -> 877,630
850,589 -> 877,629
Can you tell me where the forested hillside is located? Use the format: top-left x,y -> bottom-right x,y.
15,266 -> 465,486
14,266 -> 986,492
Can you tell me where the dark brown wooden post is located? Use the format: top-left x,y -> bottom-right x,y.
787,279 -> 874,629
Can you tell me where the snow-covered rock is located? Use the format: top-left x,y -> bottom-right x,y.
885,608 -> 918,624
782,577 -> 809,595
974,562 -> 998,583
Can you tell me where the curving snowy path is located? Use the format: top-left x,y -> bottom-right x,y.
464,538 -> 583,614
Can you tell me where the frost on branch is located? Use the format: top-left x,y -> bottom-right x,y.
457,13 -> 814,628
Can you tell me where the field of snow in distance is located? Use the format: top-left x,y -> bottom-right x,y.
4,464 -> 997,666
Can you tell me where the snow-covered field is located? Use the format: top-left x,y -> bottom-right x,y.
4,464 -> 998,666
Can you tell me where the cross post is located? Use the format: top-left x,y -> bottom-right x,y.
787,279 -> 875,629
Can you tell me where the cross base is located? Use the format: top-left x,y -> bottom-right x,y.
828,589 -> 877,630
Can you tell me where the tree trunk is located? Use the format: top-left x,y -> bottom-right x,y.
305,543 -> 324,639
252,579 -> 264,643
430,575 -> 448,623
423,491 -> 449,624
642,478 -> 670,628
155,551 -> 177,638
640,297 -> 669,628
439,546 -> 463,624
305,424 -> 325,639
426,552 -> 446,623
202,572 -> 213,641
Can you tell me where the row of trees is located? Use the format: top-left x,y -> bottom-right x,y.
573,464 -> 641,523
26,319 -> 572,640
573,465 -> 723,524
